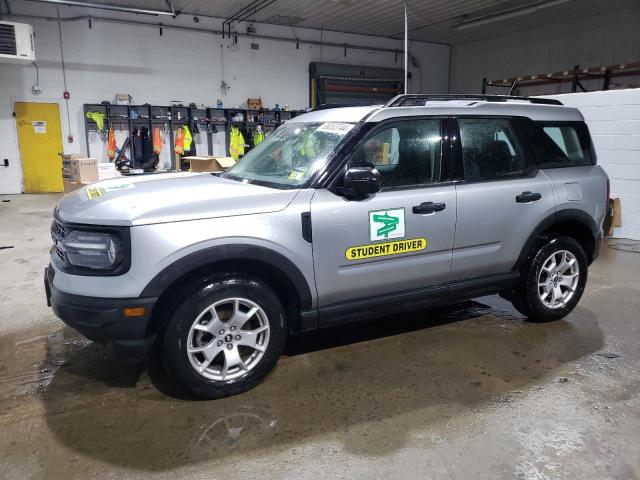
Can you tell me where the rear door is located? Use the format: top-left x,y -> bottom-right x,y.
311,117 -> 457,310
451,117 -> 556,281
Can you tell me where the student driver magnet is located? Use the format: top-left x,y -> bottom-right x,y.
369,207 -> 405,242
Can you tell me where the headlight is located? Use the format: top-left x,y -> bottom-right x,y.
61,230 -> 122,270
51,218 -> 131,276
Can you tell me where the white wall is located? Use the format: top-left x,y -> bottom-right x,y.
0,5 -> 450,193
450,4 -> 640,95
546,89 -> 640,240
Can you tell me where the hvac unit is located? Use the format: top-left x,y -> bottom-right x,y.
0,21 -> 35,63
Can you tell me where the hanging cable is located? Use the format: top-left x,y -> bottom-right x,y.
57,7 -> 73,141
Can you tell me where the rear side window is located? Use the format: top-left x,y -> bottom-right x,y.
533,122 -> 595,167
458,118 -> 525,180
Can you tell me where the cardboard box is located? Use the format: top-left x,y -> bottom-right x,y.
247,98 -> 261,110
97,162 -> 120,180
115,93 -> 132,105
62,157 -> 98,183
182,156 -> 236,172
63,179 -> 82,194
612,197 -> 622,228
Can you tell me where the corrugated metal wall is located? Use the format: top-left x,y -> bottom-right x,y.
449,4 -> 640,95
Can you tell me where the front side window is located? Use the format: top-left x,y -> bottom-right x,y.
350,119 -> 442,188
459,118 -> 525,180
223,122 -> 354,188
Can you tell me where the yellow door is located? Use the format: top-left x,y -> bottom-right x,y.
15,102 -> 64,193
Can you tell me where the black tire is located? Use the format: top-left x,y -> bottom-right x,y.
162,274 -> 287,399
511,235 -> 588,323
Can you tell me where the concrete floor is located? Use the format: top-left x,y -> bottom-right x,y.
1,193 -> 639,479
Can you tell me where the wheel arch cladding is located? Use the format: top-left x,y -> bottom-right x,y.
515,209 -> 599,270
141,245 -> 313,336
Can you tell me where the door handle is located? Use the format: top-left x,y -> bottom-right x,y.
516,191 -> 542,203
412,201 -> 446,214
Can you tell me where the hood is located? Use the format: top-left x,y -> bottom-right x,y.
56,172 -> 299,226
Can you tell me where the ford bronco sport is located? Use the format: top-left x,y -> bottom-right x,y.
45,94 -> 609,399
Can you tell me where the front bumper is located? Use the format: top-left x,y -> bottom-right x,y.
45,266 -> 157,349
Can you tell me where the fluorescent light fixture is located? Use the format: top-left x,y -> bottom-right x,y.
454,0 -> 571,30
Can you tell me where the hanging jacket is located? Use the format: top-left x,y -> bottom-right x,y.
86,111 -> 106,130
153,127 -> 163,154
183,125 -> 193,152
107,127 -> 116,160
229,127 -> 245,160
175,127 -> 185,155
132,128 -> 143,166
140,127 -> 153,162
252,129 -> 265,147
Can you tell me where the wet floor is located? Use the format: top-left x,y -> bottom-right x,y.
1,194 -> 639,479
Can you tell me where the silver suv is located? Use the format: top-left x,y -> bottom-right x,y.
45,94 -> 609,399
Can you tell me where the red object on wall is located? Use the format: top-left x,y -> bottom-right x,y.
63,91 -> 70,99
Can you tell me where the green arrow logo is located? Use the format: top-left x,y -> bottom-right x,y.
373,212 -> 399,239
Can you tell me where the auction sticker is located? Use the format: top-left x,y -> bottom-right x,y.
85,186 -> 103,199
316,122 -> 354,135
345,237 -> 427,261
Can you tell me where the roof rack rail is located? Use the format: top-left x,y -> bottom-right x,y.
385,94 -> 563,107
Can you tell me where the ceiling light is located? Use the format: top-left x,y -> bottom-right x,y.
454,0 -> 571,30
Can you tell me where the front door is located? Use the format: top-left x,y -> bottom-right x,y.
311,118 -> 456,310
15,102 -> 64,193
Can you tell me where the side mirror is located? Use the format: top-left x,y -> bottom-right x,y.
338,166 -> 382,198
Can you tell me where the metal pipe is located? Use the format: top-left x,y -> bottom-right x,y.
5,11 -> 420,66
164,0 -> 175,17
403,1 -> 408,94
25,0 -> 176,17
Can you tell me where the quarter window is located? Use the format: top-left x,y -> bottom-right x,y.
350,119 -> 442,188
458,118 -> 525,180
534,123 -> 594,167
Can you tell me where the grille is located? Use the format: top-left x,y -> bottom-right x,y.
0,24 -> 17,56
51,219 -> 68,263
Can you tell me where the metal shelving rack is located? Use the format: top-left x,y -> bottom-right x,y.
83,103 -> 306,170
481,62 -> 640,95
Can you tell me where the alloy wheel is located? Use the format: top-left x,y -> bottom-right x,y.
537,249 -> 580,309
186,297 -> 270,381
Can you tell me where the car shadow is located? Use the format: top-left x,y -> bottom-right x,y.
39,297 -> 604,473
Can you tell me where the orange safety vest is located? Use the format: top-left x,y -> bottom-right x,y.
107,128 -> 116,160
153,127 -> 163,154
174,127 -> 184,155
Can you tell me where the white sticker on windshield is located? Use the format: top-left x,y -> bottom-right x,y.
102,183 -> 134,193
316,122 -> 354,135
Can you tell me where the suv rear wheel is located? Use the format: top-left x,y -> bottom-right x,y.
162,274 -> 287,399
511,236 -> 588,322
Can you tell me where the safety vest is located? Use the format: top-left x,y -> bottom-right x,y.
229,127 -> 245,160
253,129 -> 265,146
107,127 -> 116,160
175,127 -> 185,155
298,131 -> 316,158
86,111 -> 106,130
153,127 -> 163,154
183,125 -> 193,151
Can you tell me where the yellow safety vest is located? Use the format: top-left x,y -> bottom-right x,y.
253,130 -> 265,146
183,125 -> 193,151
229,127 -> 245,160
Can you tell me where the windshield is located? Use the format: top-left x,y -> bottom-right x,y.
222,122 -> 355,188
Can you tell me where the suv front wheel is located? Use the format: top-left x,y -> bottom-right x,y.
511,236 -> 588,322
162,274 -> 287,399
